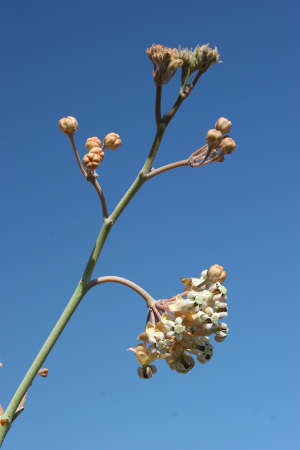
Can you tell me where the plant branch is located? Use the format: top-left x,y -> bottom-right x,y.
86,276 -> 156,308
0,74 -> 188,447
155,85 -> 162,126
69,135 -> 86,177
88,177 -> 109,219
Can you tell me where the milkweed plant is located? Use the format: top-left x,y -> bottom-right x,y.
0,43 -> 237,446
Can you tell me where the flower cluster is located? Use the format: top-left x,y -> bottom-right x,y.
58,116 -> 122,176
82,133 -> 122,173
178,44 -> 220,83
130,264 -> 229,379
146,44 -> 183,85
203,117 -> 236,163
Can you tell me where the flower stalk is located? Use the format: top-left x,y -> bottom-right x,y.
0,42 -> 236,446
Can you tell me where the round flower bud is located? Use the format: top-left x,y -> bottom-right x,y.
38,368 -> 49,378
206,129 -> 222,147
89,147 -> 105,162
82,152 -> 101,170
214,331 -> 227,342
137,365 -> 156,379
215,117 -> 232,134
85,136 -> 101,150
103,132 -> 122,150
58,116 -> 78,136
207,264 -> 226,283
219,137 -> 236,154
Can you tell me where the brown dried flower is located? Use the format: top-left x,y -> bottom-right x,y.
146,44 -> 183,85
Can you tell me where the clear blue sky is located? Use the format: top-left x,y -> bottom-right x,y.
1,0 -> 299,449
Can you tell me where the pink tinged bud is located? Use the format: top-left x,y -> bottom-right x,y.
38,368 -> 49,378
103,132 -> 122,150
85,136 -> 101,150
83,152 -> 102,170
207,264 -> 226,283
219,137 -> 237,154
215,117 -> 232,134
206,129 -> 222,147
89,147 -> 105,162
58,116 -> 78,136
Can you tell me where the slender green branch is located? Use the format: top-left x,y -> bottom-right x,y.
0,74 -> 188,447
86,276 -> 156,308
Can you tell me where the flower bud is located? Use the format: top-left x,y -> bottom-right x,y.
215,117 -> 232,134
137,365 -> 156,379
219,137 -> 236,154
103,132 -> 122,150
82,152 -> 102,170
58,116 -> 78,136
207,264 -> 226,283
85,136 -> 101,150
206,129 -> 222,147
38,368 -> 49,378
89,147 -> 105,162
214,331 -> 227,342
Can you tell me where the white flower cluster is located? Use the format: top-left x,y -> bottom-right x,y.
129,265 -> 229,379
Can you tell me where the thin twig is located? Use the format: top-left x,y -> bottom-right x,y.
86,275 -> 156,308
155,85 -> 162,126
89,178 -> 109,219
146,159 -> 189,179
69,135 -> 86,177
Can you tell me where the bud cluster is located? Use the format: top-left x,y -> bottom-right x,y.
204,117 -> 236,163
82,133 -> 122,172
146,44 -> 183,85
178,44 -> 220,82
129,265 -> 229,379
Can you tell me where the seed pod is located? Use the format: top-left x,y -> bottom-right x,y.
215,117 -> 232,134
58,116 -> 78,136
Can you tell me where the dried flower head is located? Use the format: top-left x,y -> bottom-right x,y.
215,117 -> 232,134
103,132 -> 122,150
178,44 -> 220,82
146,44 -> 183,85
58,116 -> 78,136
85,136 -> 102,150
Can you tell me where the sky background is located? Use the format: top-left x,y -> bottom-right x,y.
0,0 -> 299,449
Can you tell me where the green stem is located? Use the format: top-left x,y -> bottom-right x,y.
0,85 -> 182,447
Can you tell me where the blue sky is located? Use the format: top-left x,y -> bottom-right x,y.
0,0 -> 299,449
